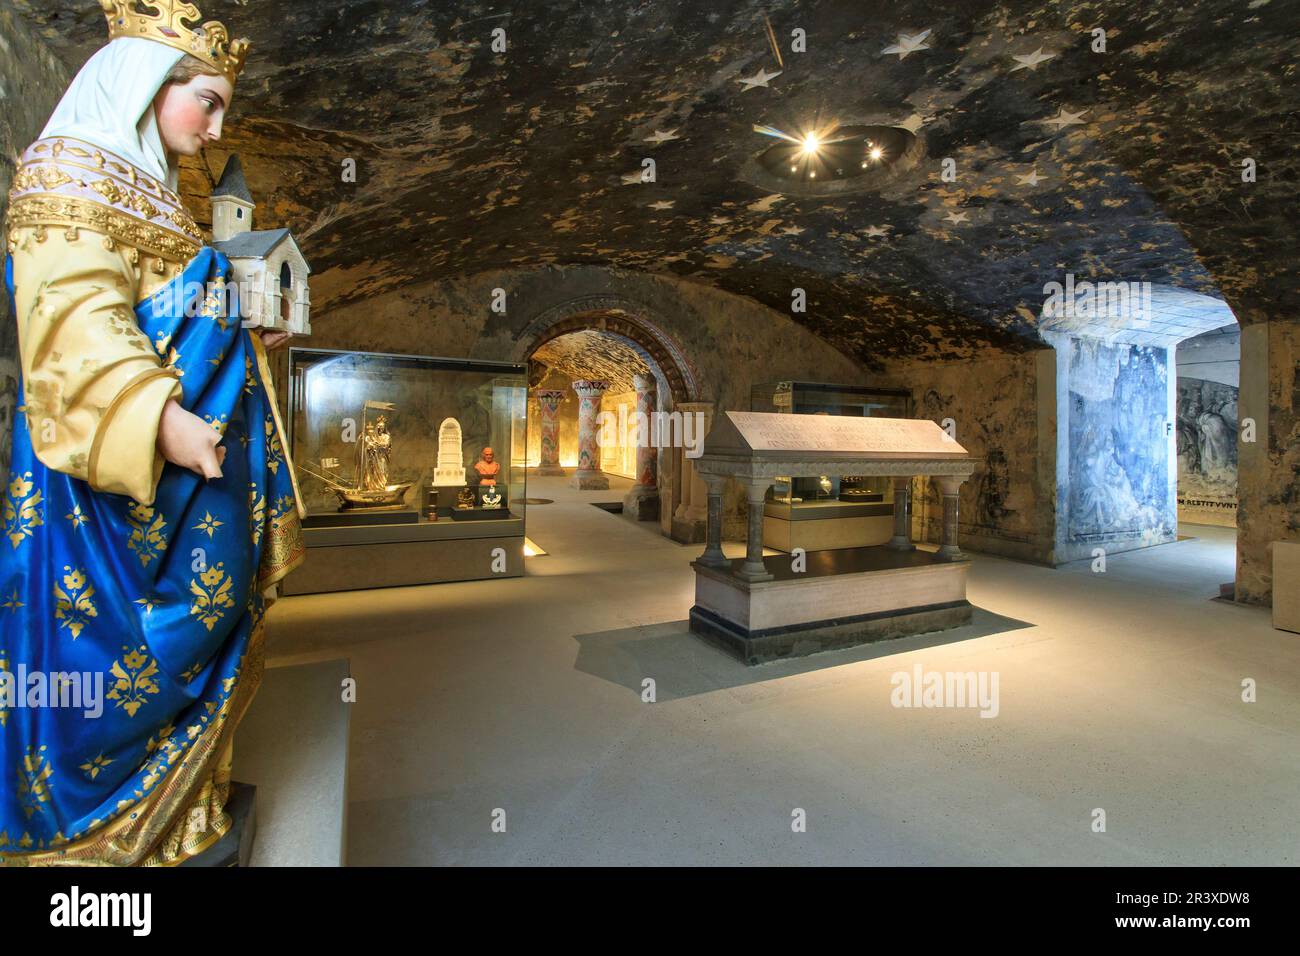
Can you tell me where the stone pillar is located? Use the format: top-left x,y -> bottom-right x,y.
887,476 -> 915,551
935,475 -> 965,561
735,477 -> 774,583
670,401 -> 713,543
622,373 -> 660,520
674,464 -> 693,518
570,380 -> 610,490
534,389 -> 566,476
697,473 -> 729,568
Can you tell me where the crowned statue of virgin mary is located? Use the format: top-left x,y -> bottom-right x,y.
0,0 -> 306,865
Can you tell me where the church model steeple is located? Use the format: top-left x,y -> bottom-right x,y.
210,154 -> 313,335
212,153 -> 255,242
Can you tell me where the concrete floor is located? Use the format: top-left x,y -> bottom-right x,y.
265,474 -> 1299,865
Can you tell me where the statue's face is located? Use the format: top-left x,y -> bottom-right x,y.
153,73 -> 235,156
483,447 -> 494,462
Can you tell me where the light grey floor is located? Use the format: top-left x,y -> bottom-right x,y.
233,658 -> 351,866
265,475 -> 1299,865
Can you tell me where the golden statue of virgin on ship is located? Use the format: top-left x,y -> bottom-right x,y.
0,0 -> 306,865
300,400 -> 415,511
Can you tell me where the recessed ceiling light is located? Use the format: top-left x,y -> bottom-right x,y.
746,123 -> 923,196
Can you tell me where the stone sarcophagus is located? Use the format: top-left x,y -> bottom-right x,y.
688,411 -> 979,665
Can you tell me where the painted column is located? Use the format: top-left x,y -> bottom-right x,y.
534,389 -> 566,476
622,373 -> 661,520
935,475 -> 966,561
698,473 -> 729,568
736,477 -> 775,583
571,379 -> 610,490
887,476 -> 915,551
632,374 -> 658,492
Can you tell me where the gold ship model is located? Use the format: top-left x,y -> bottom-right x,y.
300,400 -> 414,510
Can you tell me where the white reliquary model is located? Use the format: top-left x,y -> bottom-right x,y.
434,417 -> 466,485
211,155 -> 313,336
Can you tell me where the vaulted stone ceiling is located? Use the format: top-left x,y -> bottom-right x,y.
531,329 -> 650,393
13,0 -> 1298,365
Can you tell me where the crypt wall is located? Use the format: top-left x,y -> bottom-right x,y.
0,10 -> 68,475
1236,317 -> 1300,606
598,387 -> 638,481
872,349 -> 1057,566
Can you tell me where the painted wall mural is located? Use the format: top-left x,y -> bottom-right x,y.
1066,340 -> 1174,542
1176,377 -> 1238,526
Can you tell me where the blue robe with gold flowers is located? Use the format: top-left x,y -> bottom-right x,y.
1,246 -> 304,864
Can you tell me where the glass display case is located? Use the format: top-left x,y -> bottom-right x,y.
282,348 -> 528,593
750,381 -> 911,551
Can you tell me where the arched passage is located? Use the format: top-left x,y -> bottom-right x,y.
512,296 -> 705,535
511,294 -> 700,404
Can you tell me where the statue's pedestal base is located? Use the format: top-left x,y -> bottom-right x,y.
179,782 -> 256,867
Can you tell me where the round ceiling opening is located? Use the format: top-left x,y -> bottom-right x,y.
741,124 -> 923,197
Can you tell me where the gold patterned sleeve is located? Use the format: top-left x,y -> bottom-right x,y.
9,222 -> 182,505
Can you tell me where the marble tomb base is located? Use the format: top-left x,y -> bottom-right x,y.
690,546 -> 972,665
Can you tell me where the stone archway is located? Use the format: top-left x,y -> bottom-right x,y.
511,294 -> 700,404
513,295 -> 705,538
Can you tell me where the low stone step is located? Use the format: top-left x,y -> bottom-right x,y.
231,658 -> 351,866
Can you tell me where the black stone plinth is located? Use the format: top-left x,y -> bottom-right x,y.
304,509 -> 419,529
690,600 -> 973,666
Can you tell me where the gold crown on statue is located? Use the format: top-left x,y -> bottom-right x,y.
99,0 -> 250,84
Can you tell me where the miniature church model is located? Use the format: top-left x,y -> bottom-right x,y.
211,155 -> 313,336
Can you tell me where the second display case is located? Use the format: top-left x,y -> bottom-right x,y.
750,381 -> 912,553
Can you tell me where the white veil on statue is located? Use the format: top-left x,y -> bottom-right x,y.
40,36 -> 186,191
